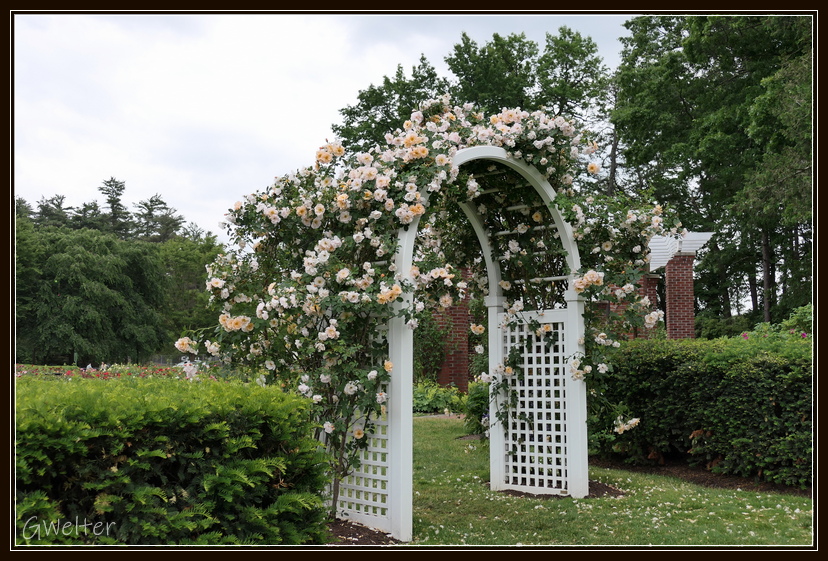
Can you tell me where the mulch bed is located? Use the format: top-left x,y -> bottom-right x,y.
326,518 -> 403,546
588,455 -> 812,498
325,448 -> 811,546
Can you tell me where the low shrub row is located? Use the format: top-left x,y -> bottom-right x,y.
15,376 -> 329,545
462,381 -> 490,436
413,380 -> 465,414
592,330 -> 812,488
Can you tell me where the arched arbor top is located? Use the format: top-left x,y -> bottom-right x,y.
395,145 -> 583,312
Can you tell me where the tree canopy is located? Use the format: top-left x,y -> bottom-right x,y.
15,179 -> 223,365
15,224 -> 168,365
612,15 -> 812,322
334,27 -> 610,154
332,55 -> 450,153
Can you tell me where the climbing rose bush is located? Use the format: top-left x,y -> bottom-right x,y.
177,95 -> 681,506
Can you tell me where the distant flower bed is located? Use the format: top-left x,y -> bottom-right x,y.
15,363 -> 190,380
14,362 -> 268,386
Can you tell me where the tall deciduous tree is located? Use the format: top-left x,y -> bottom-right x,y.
536,27 -> 615,194
445,32 -> 539,112
332,55 -> 450,153
537,26 -> 611,121
158,230 -> 224,343
612,17 -> 702,223
736,41 -> 812,318
334,28 -> 612,183
612,14 -> 812,322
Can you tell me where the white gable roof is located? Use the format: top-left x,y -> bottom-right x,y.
648,232 -> 714,271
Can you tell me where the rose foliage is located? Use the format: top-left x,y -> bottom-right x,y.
177,96 -> 682,507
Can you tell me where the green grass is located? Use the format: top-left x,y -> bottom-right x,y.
411,416 -> 813,547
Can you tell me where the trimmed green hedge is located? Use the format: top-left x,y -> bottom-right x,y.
593,334 -> 812,488
15,376 -> 329,545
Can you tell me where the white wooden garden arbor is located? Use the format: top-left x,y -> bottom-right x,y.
334,145 -> 589,542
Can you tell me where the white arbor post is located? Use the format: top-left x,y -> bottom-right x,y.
385,223 -> 419,542
563,285 -> 589,498
485,294 -> 507,487
385,310 -> 413,541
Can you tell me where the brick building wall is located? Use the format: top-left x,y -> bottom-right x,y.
642,274 -> 660,310
434,296 -> 471,393
665,253 -> 696,339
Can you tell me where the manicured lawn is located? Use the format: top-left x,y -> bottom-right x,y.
411,416 -> 813,547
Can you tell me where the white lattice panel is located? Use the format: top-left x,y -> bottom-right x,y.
335,406 -> 390,524
498,310 -> 573,494
335,318 -> 396,532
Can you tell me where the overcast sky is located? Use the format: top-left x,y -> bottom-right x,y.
13,12 -> 636,243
